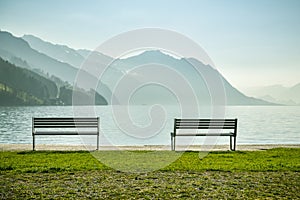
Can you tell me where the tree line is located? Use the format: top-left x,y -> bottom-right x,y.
0,58 -> 107,106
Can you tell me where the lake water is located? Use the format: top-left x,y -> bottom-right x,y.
0,106 -> 299,146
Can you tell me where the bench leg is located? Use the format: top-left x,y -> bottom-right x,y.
230,136 -> 236,151
33,135 -> 35,151
172,136 -> 176,151
233,136 -> 236,151
96,134 -> 99,150
171,134 -> 176,151
171,135 -> 173,151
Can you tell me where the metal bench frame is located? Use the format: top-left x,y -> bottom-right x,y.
32,117 -> 99,151
171,118 -> 237,151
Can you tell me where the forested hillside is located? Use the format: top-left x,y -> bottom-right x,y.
0,58 -> 108,106
0,58 -> 57,105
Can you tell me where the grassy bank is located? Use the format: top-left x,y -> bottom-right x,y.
1,148 -> 300,199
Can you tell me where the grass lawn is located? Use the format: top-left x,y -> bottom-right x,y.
1,148 -> 300,199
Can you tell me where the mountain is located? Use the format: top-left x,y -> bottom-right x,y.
0,58 -> 107,106
0,31 -> 274,105
22,34 -> 85,68
103,50 -> 273,105
0,31 -> 112,102
289,83 -> 300,104
58,86 -> 108,106
22,35 -> 114,69
0,31 -> 78,83
244,84 -> 300,105
76,49 -> 91,58
0,58 -> 57,105
77,49 -> 114,70
186,57 -> 271,105
77,49 -> 113,62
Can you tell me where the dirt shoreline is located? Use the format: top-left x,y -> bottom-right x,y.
1,144 -> 299,151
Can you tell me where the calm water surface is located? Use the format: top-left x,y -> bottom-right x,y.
0,106 -> 299,146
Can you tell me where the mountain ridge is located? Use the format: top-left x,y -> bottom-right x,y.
1,30 -> 276,105
244,84 -> 300,105
0,31 -> 113,103
0,58 -> 108,106
22,34 -> 85,68
106,49 -> 274,105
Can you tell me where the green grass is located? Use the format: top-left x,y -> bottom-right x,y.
1,148 -> 299,173
1,148 -> 300,199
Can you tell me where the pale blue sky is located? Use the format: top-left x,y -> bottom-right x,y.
0,0 -> 299,89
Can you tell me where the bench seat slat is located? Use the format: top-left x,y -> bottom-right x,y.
34,117 -> 97,120
176,122 -> 236,124
34,131 -> 98,135
34,123 -> 98,125
33,121 -> 98,123
175,133 -> 234,136
176,119 -> 236,122
175,126 -> 236,129
176,122 -> 235,125
34,125 -> 98,128
34,120 -> 98,123
34,122 -> 98,125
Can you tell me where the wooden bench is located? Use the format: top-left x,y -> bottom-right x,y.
170,118 -> 237,151
32,117 -> 99,151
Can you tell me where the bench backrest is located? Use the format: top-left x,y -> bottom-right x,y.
174,118 -> 237,134
33,117 -> 99,128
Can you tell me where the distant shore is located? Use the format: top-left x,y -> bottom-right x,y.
1,143 -> 299,151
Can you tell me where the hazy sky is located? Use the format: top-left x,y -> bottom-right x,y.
0,0 -> 299,89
